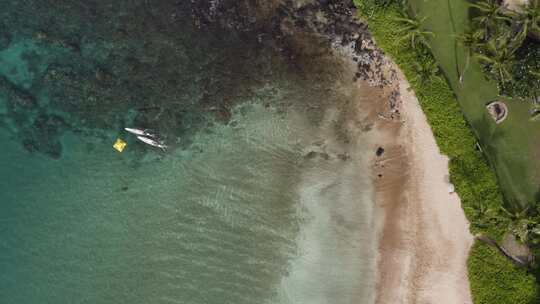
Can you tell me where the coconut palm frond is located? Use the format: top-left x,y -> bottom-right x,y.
393,15 -> 434,50
506,0 -> 540,41
456,30 -> 485,50
476,58 -> 513,83
500,205 -> 530,220
475,53 -> 495,65
412,60 -> 442,85
530,70 -> 540,77
393,16 -> 423,26
529,107 -> 540,121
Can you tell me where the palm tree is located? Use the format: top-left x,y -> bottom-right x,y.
456,29 -> 485,50
528,85 -> 540,121
469,0 -> 512,39
394,15 -> 435,50
412,59 -> 442,85
475,36 -> 517,83
475,204 -> 539,268
378,0 -> 408,9
457,29 -> 486,64
501,204 -> 540,248
456,29 -> 488,83
475,55 -> 513,83
529,103 -> 540,121
500,206 -> 534,241
513,0 -> 540,41
494,0 -> 540,51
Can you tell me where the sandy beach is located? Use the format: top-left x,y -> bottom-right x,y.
368,67 -> 474,304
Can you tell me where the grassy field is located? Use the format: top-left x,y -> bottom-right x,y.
408,0 -> 540,209
352,1 -> 539,303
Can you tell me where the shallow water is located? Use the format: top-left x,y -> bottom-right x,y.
0,1 -> 378,303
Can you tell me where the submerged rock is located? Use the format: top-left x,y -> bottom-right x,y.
45,140 -> 62,159
0,31 -> 11,50
18,114 -> 67,159
11,92 -> 37,108
21,135 -> 63,159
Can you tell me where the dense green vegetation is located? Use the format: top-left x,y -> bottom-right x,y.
464,0 -> 540,99
353,0 -> 539,302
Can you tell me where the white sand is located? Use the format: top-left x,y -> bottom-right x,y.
374,70 -> 474,304
400,74 -> 474,303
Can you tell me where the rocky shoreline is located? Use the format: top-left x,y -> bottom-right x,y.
186,0 -> 394,85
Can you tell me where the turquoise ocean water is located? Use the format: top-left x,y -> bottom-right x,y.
0,1 -> 377,303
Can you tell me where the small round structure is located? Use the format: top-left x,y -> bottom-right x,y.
486,101 -> 508,124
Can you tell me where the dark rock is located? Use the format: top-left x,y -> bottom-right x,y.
22,139 -> 37,153
0,32 -> 11,50
62,41 -> 81,53
34,30 -> 49,41
45,141 -> 62,159
33,114 -> 65,134
48,114 -> 68,128
362,123 -> 373,132
305,151 -> 317,159
337,153 -> 350,161
376,147 -> 384,157
95,67 -> 114,83
11,92 -> 37,108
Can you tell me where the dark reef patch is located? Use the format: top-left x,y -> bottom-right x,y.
0,0 -> 385,158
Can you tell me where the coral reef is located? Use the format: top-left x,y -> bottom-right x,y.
0,0 -> 387,158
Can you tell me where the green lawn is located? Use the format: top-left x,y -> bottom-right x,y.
409,0 -> 540,208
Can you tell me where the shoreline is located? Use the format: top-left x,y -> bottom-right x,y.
371,67 -> 474,304
331,39 -> 474,303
